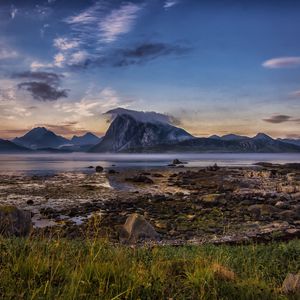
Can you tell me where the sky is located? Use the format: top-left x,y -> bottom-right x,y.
0,0 -> 300,139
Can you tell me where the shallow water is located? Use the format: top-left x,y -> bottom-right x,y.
0,152 -> 300,175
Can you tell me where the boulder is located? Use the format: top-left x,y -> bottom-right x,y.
275,201 -> 290,209
0,205 -> 32,237
282,273 -> 300,294
119,213 -> 159,243
207,163 -> 220,171
212,263 -> 236,281
95,166 -> 104,172
125,175 -> 154,184
248,204 -> 279,219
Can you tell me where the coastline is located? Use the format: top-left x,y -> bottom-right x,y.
0,163 -> 299,245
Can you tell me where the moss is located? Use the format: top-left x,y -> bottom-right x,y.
0,205 -> 18,214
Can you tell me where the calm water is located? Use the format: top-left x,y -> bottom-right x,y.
0,153 -> 300,175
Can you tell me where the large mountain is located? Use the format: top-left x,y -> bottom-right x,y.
0,139 -> 30,153
13,127 -> 70,150
71,132 -> 101,146
90,108 -> 300,153
90,110 -> 193,152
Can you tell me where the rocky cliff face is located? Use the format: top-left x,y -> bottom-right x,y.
90,114 -> 193,152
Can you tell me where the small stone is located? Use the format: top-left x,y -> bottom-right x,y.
26,199 -> 34,205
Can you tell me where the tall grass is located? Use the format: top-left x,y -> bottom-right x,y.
0,237 -> 299,299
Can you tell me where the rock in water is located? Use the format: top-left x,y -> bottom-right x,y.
173,159 -> 183,165
0,205 -> 32,237
120,213 -> 159,243
282,273 -> 300,294
95,166 -> 104,173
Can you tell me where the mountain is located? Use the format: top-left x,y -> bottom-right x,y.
90,109 -> 193,152
71,132 -> 101,146
210,134 -> 249,141
135,136 -> 300,153
13,127 -> 70,150
252,133 -> 274,141
89,108 -> 300,153
277,138 -> 300,147
221,134 -> 249,141
0,139 -> 31,153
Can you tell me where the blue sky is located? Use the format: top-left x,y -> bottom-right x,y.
0,0 -> 300,138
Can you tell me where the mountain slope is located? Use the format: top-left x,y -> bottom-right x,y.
133,136 -> 300,153
90,113 -> 193,152
71,133 -> 101,146
277,138 -> 300,147
0,139 -> 31,153
13,127 -> 70,150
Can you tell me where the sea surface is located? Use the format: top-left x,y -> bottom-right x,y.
0,153 -> 300,175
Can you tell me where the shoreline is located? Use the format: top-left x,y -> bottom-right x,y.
0,162 -> 299,245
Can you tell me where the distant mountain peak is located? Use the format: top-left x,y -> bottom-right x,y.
13,127 -> 69,150
71,132 -> 100,146
253,133 -> 273,140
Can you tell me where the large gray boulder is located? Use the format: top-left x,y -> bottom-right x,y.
0,205 -> 32,237
119,213 -> 159,243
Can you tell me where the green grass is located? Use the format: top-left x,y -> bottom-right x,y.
0,237 -> 299,299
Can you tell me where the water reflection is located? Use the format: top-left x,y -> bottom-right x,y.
0,152 -> 299,175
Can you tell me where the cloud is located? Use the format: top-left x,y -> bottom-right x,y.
54,53 -> 65,67
34,121 -> 89,136
54,87 -> 135,118
69,51 -> 88,65
289,90 -> 300,98
30,61 -> 53,71
98,3 -> 143,43
10,5 -> 18,19
262,57 -> 300,69
112,42 -> 189,67
105,107 -> 180,125
0,88 -> 16,102
263,115 -> 292,124
0,48 -> 18,60
0,102 -> 33,121
69,42 -> 190,68
61,1 -> 144,67
12,71 -> 63,85
164,0 -> 179,9
17,82 -> 68,101
54,38 -> 79,50
12,71 -> 68,101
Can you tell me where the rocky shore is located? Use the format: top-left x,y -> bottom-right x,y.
0,162 -> 299,244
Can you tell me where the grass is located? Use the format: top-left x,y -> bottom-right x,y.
0,237 -> 299,299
